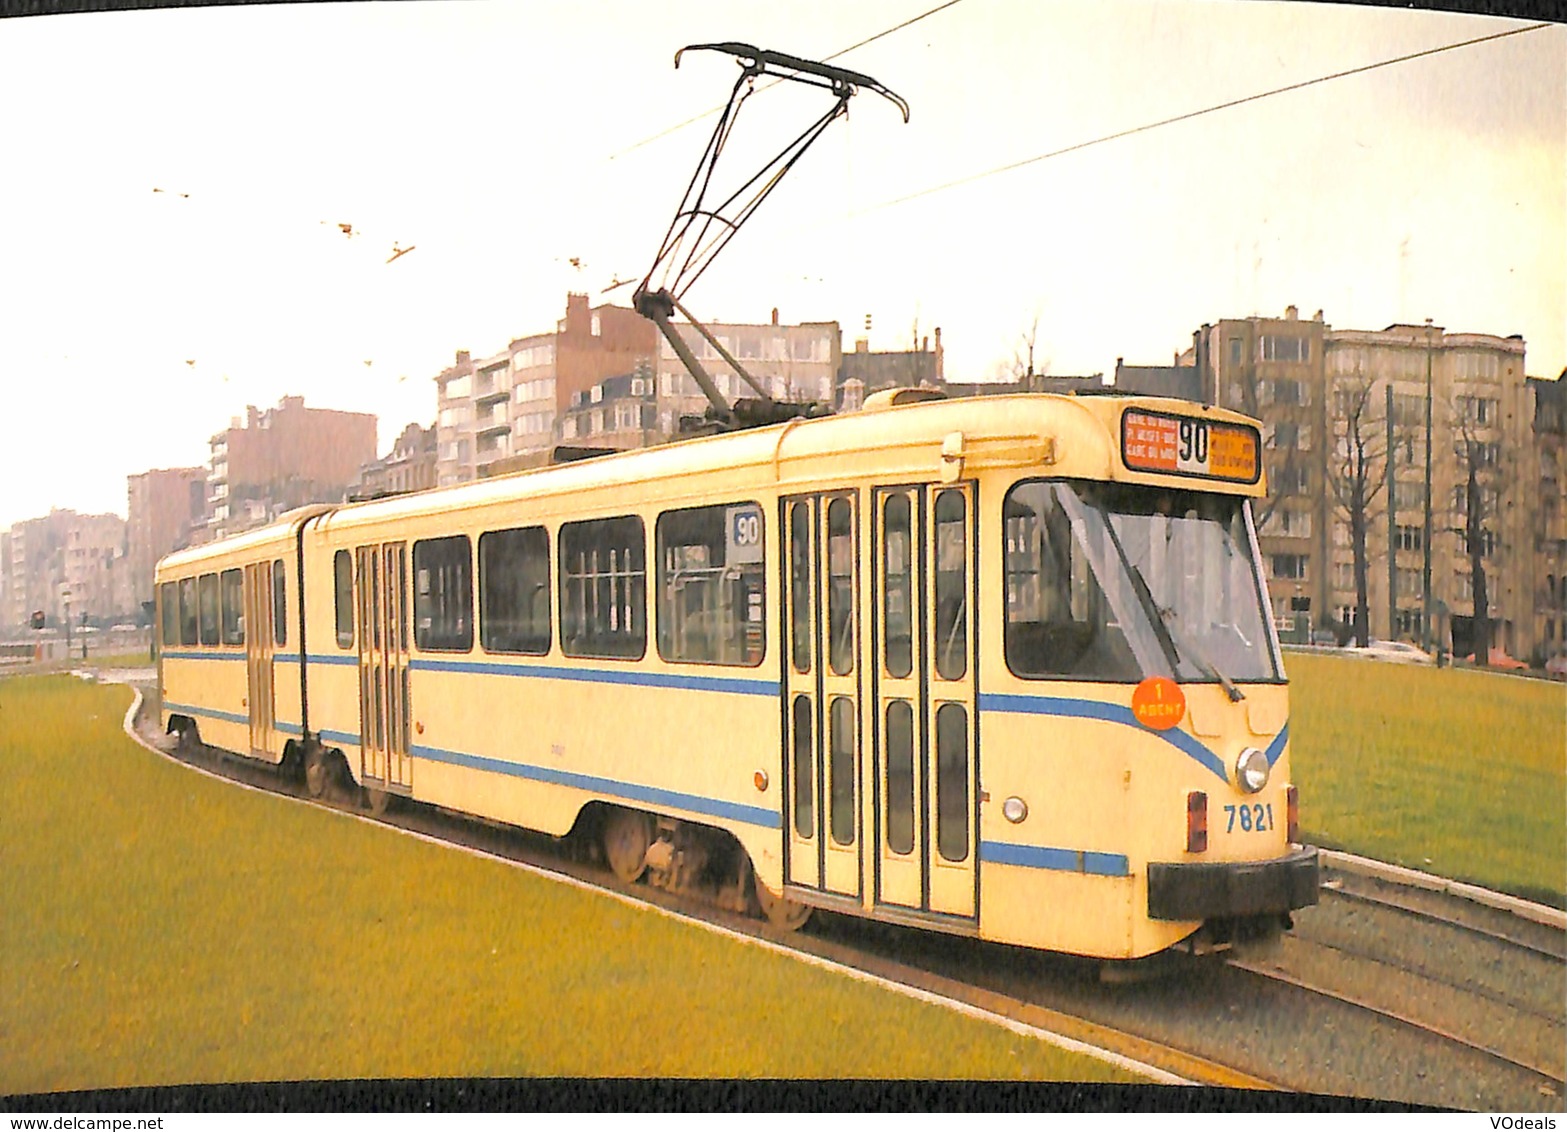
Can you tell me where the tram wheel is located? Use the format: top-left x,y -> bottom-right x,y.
754,876 -> 813,931
173,719 -> 199,757
364,786 -> 392,816
603,807 -> 653,883
303,744 -> 332,799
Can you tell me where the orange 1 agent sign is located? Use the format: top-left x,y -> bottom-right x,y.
1131,676 -> 1186,730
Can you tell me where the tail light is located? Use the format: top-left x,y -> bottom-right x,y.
1286,785 -> 1299,844
1186,790 -> 1207,853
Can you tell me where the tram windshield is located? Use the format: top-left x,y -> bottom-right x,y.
1002,479 -> 1281,684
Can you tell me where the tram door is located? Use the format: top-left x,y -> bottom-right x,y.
780,494 -> 862,899
243,561 -> 276,758
871,484 -> 978,920
356,542 -> 412,793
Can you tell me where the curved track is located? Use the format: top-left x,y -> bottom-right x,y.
110,673 -> 1564,1107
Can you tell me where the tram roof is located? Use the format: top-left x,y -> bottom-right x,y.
307,392 -> 1263,537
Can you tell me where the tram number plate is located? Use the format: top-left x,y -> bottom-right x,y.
1224,803 -> 1275,833
1122,409 -> 1261,484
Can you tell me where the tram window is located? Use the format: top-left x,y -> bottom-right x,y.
882,493 -> 913,679
933,489 -> 968,681
1001,481 -> 1140,681
789,502 -> 812,673
884,701 -> 915,855
273,559 -> 287,646
559,516 -> 645,660
826,497 -> 854,676
178,578 -> 197,646
791,694 -> 814,839
829,696 -> 856,846
220,568 -> 244,645
656,503 -> 764,667
936,702 -> 970,863
197,573 -> 219,647
414,535 -> 473,652
159,582 -> 179,650
334,550 -> 353,649
479,526 -> 551,655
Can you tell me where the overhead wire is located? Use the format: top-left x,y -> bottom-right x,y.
866,20 -> 1555,213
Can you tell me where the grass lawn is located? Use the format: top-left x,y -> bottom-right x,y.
0,675 -> 1143,1094
1285,653 -> 1566,905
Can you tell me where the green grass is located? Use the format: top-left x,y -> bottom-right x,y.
0,675 -> 1141,1094
1286,653 -> 1566,905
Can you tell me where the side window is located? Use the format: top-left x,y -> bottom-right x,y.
480,526 -> 551,655
178,578 -> 198,646
656,503 -> 764,666
414,535 -> 473,652
273,559 -> 287,646
559,515 -> 645,659
159,582 -> 179,649
220,568 -> 244,645
197,573 -> 219,647
334,550 -> 353,649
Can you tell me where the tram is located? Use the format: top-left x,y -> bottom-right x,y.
156,389 -> 1319,960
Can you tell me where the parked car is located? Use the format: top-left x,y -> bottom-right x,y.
1349,639 -> 1435,665
1460,648 -> 1529,671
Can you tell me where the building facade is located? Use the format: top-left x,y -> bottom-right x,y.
354,422 -> 438,499
127,466 -> 206,612
558,370 -> 662,451
2,509 -> 131,632
655,314 -> 840,432
205,396 -> 378,541
434,294 -> 659,486
1529,373 -> 1565,665
1175,307 -> 1535,659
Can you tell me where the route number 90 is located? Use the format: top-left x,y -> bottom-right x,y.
1178,419 -> 1209,464
726,504 -> 764,564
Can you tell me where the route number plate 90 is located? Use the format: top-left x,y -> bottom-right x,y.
1122,409 -> 1262,484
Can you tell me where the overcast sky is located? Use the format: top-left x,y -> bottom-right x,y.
0,0 -> 1560,532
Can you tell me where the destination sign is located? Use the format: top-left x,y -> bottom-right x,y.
1121,409 -> 1261,484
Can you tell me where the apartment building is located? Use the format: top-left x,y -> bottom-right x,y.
354,422 -> 438,500
655,313 -> 840,432
61,511 -> 131,626
1530,374 -> 1565,664
2,509 -> 131,631
205,396 -> 377,540
558,369 -> 661,451
1175,306 -> 1535,659
435,294 -> 659,485
3,512 -> 70,631
127,466 -> 206,611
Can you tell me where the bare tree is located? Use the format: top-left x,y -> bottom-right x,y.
988,309 -> 1051,389
1446,400 -> 1511,666
1324,377 -> 1390,647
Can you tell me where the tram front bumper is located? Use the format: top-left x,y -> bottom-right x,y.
1146,845 -> 1319,921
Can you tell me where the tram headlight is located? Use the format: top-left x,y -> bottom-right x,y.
1235,747 -> 1270,794
1002,796 -> 1028,824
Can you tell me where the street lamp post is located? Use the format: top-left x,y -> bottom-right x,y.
63,591 -> 71,661
1422,319 -> 1434,652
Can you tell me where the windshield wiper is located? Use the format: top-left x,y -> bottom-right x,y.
1159,606 -> 1246,703
1094,506 -> 1183,676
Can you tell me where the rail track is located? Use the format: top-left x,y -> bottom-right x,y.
108,672 -> 1564,1108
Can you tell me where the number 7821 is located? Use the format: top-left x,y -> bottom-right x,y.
1224,802 -> 1274,833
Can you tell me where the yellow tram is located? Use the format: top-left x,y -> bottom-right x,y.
157,390 -> 1318,960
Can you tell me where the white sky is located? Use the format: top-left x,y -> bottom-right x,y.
0,0 -> 1561,532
